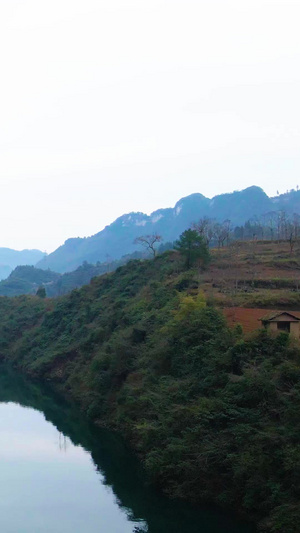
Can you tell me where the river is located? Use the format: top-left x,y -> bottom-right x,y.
0,366 -> 256,532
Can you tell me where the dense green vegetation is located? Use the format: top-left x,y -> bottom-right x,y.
0,251 -> 299,531
174,229 -> 210,268
0,265 -> 60,296
0,366 -> 254,533
0,246 -> 174,298
0,252 -> 146,297
46,252 -> 148,296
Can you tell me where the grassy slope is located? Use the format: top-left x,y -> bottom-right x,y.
202,240 -> 300,308
0,249 -> 299,531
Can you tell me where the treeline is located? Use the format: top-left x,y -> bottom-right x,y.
0,251 -> 299,531
192,211 -> 300,250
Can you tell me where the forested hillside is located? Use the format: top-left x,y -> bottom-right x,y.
0,266 -> 60,296
3,235 -> 300,307
0,250 -> 299,531
0,251 -> 147,297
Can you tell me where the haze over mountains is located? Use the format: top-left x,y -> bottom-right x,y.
0,254 -> 144,297
36,186 -> 300,274
0,186 -> 299,283
0,249 -> 46,281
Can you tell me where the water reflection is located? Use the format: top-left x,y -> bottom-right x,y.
0,365 -> 256,533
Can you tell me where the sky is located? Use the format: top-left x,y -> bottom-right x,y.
0,0 -> 300,252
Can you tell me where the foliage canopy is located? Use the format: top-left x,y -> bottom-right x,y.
0,252 -> 299,531
174,229 -> 210,269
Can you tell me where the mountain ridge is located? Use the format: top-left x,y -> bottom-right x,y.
36,186 -> 300,273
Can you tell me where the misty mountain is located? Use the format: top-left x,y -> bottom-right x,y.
0,251 -> 151,297
0,248 -> 46,281
36,186 -> 300,273
0,265 -> 14,282
0,265 -> 59,297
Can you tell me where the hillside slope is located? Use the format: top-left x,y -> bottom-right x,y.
0,252 -> 299,531
36,186 -> 300,273
0,251 -> 149,297
203,240 -> 300,309
0,248 -> 46,280
0,265 -> 60,296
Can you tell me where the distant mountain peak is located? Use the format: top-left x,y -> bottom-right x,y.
175,192 -> 209,206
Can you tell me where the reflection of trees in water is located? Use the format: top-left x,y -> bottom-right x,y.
58,432 -> 68,452
0,365 -> 255,533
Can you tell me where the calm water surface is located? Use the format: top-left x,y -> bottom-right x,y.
0,367 -> 256,533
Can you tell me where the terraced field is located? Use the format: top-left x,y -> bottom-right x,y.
200,240 -> 300,309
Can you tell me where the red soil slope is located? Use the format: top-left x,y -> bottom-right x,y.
223,307 -> 300,333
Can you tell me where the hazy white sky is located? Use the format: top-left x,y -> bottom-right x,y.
0,0 -> 300,252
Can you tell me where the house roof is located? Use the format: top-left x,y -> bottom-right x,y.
259,311 -> 300,322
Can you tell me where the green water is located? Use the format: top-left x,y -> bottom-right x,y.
0,366 -> 256,532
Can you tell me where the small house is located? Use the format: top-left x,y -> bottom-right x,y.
260,311 -> 300,337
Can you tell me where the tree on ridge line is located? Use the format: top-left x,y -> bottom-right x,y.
134,234 -> 163,257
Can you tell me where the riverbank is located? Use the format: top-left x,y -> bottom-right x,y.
0,253 -> 299,531
0,364 -> 255,533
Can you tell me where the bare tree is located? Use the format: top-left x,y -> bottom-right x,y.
223,219 -> 232,245
192,217 -> 216,245
214,222 -> 228,248
134,234 -> 163,257
285,214 -> 300,254
213,219 -> 232,247
228,240 -> 242,293
265,211 -> 277,240
276,210 -> 288,241
287,223 -> 296,254
292,213 -> 300,240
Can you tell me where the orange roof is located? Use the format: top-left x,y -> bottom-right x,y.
223,307 -> 300,333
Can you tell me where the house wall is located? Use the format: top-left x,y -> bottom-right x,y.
269,322 -> 277,332
290,322 -> 300,337
268,320 -> 300,337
